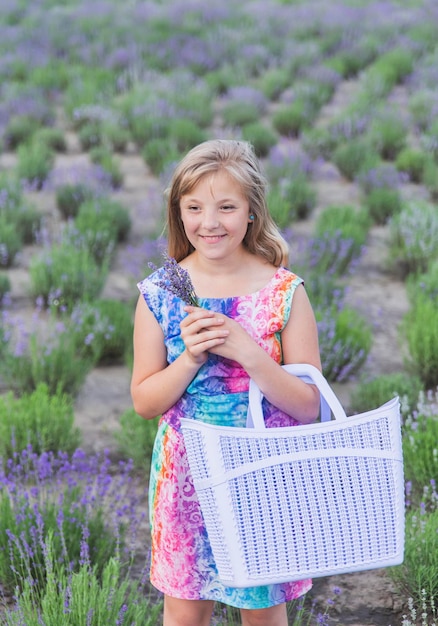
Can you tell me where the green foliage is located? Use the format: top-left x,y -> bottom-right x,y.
0,314 -> 98,396
0,272 -> 11,304
169,118 -> 207,152
402,296 -> 438,390
309,205 -> 370,275
408,259 -> 438,305
55,182 -> 95,219
78,121 -> 103,150
267,186 -> 294,229
272,100 -> 311,137
3,115 -> 39,149
221,101 -> 260,127
402,413 -> 438,505
4,539 -> 163,626
89,146 -> 123,188
315,204 -> 371,246
421,158 -> 438,201
33,127 -> 67,152
70,299 -> 134,366
395,148 -> 428,184
388,200 -> 438,277
349,372 -> 423,417
0,216 -> 23,267
279,176 -> 317,220
241,122 -> 278,157
364,187 -> 402,225
115,410 -> 159,473
16,140 -> 55,189
0,384 -> 81,460
317,306 -> 372,382
391,507 -> 438,607
332,137 -> 380,181
29,242 -> 109,311
257,66 -> 292,101
142,138 -> 181,176
362,47 -> 415,98
368,114 -> 407,160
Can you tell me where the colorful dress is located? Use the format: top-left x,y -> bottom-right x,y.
137,265 -> 312,609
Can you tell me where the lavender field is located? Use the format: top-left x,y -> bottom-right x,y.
0,1 -> 438,624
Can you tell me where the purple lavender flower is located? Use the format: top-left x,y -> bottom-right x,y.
153,254 -> 199,306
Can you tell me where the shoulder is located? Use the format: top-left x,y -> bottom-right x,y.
272,266 -> 304,291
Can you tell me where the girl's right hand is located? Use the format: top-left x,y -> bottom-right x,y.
180,306 -> 229,365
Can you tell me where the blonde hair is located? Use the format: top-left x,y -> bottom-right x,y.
166,139 -> 289,266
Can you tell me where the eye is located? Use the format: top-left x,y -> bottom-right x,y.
220,204 -> 235,211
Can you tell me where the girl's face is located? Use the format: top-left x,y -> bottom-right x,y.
179,170 -> 252,262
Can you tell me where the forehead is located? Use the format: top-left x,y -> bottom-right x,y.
183,169 -> 245,198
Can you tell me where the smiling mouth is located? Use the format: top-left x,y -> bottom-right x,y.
201,235 -> 226,242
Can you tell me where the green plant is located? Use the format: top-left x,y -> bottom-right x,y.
257,66 -> 292,101
4,539 -> 163,626
115,410 -> 159,473
349,372 -> 423,417
402,412 -> 438,504
391,507 -> 438,607
421,158 -> 438,201
408,259 -> 438,305
169,118 -> 207,152
388,200 -> 438,277
142,138 -> 181,176
89,146 -> 123,188
3,115 -> 39,149
402,296 -> 438,390
364,187 -> 402,225
315,205 -> 371,248
395,148 -> 428,183
272,100 -> 310,137
280,175 -> 317,220
101,121 -> 131,152
368,114 -> 407,160
267,185 -> 294,229
33,127 -> 67,152
317,306 -> 372,382
0,313 -> 98,396
0,272 -> 11,304
332,138 -> 380,181
16,141 -> 55,189
77,197 -> 131,242
29,242 -> 109,311
241,122 -> 278,157
221,101 -> 260,127
55,183 -> 95,219
0,216 -> 23,267
78,121 -> 103,150
0,384 -> 81,460
70,299 -> 133,366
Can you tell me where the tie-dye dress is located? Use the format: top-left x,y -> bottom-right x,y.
137,265 -> 312,609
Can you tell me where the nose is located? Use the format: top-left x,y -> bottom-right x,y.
202,208 -> 220,230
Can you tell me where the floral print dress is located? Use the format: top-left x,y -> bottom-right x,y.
137,265 -> 312,609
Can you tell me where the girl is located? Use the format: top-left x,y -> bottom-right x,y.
131,139 -> 322,626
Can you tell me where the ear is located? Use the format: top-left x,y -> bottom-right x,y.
248,214 -> 255,223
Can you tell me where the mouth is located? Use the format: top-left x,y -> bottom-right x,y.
200,234 -> 226,243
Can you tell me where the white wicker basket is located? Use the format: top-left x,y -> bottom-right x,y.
180,364 -> 404,588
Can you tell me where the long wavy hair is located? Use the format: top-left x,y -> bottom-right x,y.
165,139 -> 289,266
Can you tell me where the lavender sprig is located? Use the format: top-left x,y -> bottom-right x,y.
150,254 -> 199,306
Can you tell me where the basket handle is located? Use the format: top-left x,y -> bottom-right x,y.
247,363 -> 347,430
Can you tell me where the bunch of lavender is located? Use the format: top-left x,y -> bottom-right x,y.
150,254 -> 199,306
